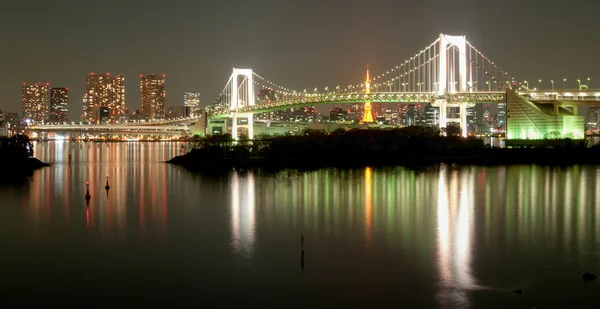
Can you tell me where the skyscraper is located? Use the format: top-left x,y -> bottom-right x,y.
184,92 -> 201,117
497,102 -> 506,128
22,82 -> 50,123
83,73 -> 125,123
425,103 -> 439,127
140,74 -> 166,120
50,88 -> 69,123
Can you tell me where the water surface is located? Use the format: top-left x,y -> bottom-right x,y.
0,141 -> 599,308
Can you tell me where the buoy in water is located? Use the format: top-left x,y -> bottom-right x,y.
85,181 -> 91,202
583,272 -> 598,281
300,234 -> 305,270
105,175 -> 110,191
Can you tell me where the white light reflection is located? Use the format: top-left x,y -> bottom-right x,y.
436,166 -> 478,307
455,168 -> 476,289
230,171 -> 256,258
437,166 -> 451,285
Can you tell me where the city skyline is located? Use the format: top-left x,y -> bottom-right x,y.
20,72 -> 187,123
0,0 -> 600,118
1,0 -> 598,119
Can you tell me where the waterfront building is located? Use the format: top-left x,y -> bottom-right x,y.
140,74 -> 166,120
167,106 -> 190,119
83,73 -> 125,123
22,82 -> 50,123
50,88 -> 69,123
184,92 -> 201,117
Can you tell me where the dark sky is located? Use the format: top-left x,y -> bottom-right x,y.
0,0 -> 598,119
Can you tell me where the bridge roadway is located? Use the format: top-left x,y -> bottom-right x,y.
129,117 -> 200,126
208,89 -> 600,118
29,124 -> 191,136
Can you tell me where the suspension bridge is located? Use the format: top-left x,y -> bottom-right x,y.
207,33 -> 599,142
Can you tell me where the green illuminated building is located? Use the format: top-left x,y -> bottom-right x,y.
505,90 -> 584,146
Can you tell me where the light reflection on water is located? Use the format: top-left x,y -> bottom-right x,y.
436,167 -> 478,307
0,142 -> 599,308
231,171 -> 256,259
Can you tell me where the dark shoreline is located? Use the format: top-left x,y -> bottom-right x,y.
168,147 -> 600,172
166,127 -> 600,172
0,158 -> 50,182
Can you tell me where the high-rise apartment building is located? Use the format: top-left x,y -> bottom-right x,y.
184,92 -> 201,117
50,88 -> 69,123
22,82 -> 50,123
167,106 -> 190,119
425,104 -> 439,127
140,74 -> 166,120
497,102 -> 506,128
82,73 -> 125,123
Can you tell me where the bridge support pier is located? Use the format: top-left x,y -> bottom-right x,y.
434,100 -> 470,137
230,113 -> 253,140
247,114 -> 253,140
437,100 -> 448,130
231,114 -> 238,140
459,103 -> 468,137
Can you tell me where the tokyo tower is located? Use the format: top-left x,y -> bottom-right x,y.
362,66 -> 374,123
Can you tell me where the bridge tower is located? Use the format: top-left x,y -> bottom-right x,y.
228,68 -> 255,140
362,67 -> 374,123
434,34 -> 470,137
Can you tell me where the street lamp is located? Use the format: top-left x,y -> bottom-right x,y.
486,81 -> 490,91
577,79 -> 581,90
588,78 -> 591,88
524,80 -> 529,89
538,79 -> 542,88
551,80 -> 554,91
563,79 -> 567,89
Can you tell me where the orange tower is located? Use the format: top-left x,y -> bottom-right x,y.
362,66 -> 374,123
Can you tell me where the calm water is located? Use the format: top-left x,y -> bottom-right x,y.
1,142 -> 599,308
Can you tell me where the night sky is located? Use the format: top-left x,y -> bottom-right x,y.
1,0 -> 598,119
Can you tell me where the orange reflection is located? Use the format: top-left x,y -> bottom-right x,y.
365,167 -> 373,245
24,142 -> 179,238
86,206 -> 90,229
140,161 -> 146,232
162,165 -> 168,235
65,166 -> 70,221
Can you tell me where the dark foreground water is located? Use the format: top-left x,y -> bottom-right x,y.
1,142 -> 599,308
